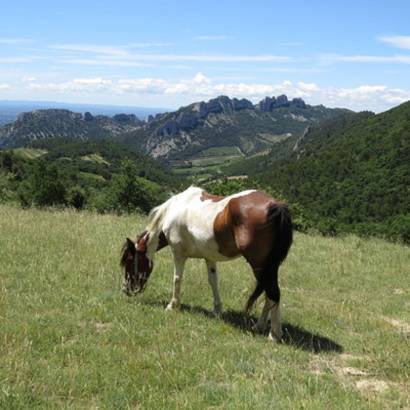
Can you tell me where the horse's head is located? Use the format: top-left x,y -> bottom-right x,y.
120,232 -> 153,295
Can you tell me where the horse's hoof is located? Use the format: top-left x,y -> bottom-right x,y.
268,330 -> 283,343
165,302 -> 179,311
213,304 -> 223,317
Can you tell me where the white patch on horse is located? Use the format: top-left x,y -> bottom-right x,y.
162,186 -> 255,261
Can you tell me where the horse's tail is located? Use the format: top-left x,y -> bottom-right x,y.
245,202 -> 293,312
266,202 -> 293,267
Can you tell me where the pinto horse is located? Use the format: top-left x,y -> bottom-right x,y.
120,186 -> 293,341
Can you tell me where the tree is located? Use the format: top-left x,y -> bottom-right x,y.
109,160 -> 158,213
18,161 -> 67,207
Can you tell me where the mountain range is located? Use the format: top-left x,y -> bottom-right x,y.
0,100 -> 168,125
0,109 -> 143,149
0,95 -> 350,174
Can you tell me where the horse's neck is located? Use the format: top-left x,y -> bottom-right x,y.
145,200 -> 170,258
146,229 -> 161,259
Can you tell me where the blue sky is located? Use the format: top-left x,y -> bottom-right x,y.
1,0 -> 410,112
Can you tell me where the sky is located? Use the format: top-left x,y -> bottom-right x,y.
1,0 -> 410,112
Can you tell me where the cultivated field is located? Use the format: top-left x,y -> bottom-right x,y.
0,205 -> 409,409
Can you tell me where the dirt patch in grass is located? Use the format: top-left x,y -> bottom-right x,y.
355,379 -> 389,394
383,317 -> 410,334
79,320 -> 113,333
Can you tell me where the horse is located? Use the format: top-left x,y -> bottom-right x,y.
120,186 -> 293,341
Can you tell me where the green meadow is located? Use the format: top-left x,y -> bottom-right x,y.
0,205 -> 409,409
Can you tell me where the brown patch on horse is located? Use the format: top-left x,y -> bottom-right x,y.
136,232 -> 149,251
200,191 -> 224,202
213,191 -> 278,262
213,203 -> 240,258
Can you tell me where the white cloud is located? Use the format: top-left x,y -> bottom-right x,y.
118,78 -> 167,94
297,81 -> 320,93
22,76 -> 37,82
125,54 -> 289,63
29,77 -> 113,93
379,35 -> 410,50
320,84 -> 410,111
0,83 -> 10,90
321,54 -> 410,64
52,45 -> 289,63
128,42 -> 173,48
50,44 -> 129,56
23,73 -> 410,112
60,58 -> 150,67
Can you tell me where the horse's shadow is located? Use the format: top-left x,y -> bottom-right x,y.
144,300 -> 343,354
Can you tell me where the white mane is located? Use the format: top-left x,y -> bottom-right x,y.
146,199 -> 171,234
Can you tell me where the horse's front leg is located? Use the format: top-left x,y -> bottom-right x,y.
166,252 -> 186,311
205,260 -> 223,315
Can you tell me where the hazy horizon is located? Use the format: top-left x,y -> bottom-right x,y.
1,1 -> 410,113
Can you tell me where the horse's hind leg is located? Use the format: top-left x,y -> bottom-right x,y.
253,294 -> 273,333
166,251 -> 186,311
205,260 -> 223,315
253,264 -> 282,341
266,275 -> 282,342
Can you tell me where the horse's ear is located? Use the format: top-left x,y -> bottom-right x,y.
136,233 -> 149,252
126,237 -> 136,254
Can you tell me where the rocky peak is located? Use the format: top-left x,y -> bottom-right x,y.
154,96 -> 254,138
257,95 -> 307,112
112,113 -> 142,125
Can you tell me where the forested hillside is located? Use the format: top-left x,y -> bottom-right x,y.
255,101 -> 410,242
0,138 -> 181,213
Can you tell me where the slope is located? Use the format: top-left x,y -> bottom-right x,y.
256,101 -> 410,242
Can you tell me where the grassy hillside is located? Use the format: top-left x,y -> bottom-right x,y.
1,205 -> 409,409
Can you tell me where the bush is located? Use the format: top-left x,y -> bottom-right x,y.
67,186 -> 87,210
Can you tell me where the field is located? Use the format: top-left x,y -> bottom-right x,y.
0,205 -> 409,409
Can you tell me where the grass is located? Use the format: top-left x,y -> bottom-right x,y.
12,148 -> 48,159
196,146 -> 244,158
80,153 -> 110,165
0,205 -> 409,409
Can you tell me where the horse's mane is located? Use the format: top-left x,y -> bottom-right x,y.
145,196 -> 172,234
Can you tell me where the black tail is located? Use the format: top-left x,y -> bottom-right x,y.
266,202 -> 293,267
245,202 -> 293,312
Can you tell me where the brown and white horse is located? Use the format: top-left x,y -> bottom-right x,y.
120,186 -> 293,341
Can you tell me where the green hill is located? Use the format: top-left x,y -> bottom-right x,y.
255,101 -> 410,242
0,138 -> 181,212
